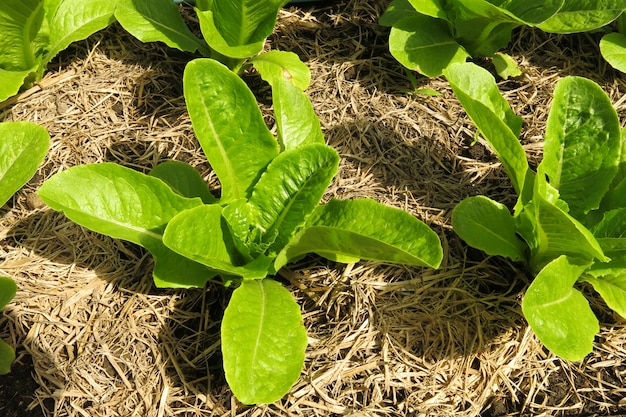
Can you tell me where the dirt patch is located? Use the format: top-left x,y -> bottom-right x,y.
2,1 -> 626,416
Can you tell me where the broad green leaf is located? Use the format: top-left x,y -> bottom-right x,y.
522,255 -> 598,361
388,14 -> 470,77
149,160 -> 215,204
599,127 -> 626,211
444,1 -> 522,56
0,277 -> 17,375
601,32 -> 626,74
0,0 -> 43,71
222,279 -> 307,404
198,0 -> 286,49
0,339 -> 15,376
0,67 -> 38,103
0,277 -> 17,311
591,208 -> 626,238
43,0 -> 117,63
537,0 -> 626,33
540,76 -> 621,218
250,50 -> 311,91
445,62 -> 522,139
582,272 -> 626,319
115,0 -> 208,54
274,198 -> 443,271
379,0 -> 420,26
444,63 -> 532,201
452,196 -> 527,261
272,79 -> 325,151
248,144 -> 339,254
163,204 -> 271,279
500,0 -> 564,24
0,121 -> 49,207
530,195 -> 608,271
493,52 -> 522,79
38,163 -> 214,288
195,7 -> 263,59
407,0 -> 445,18
183,59 -> 279,202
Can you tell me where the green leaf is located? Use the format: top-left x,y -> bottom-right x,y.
0,277 -> 17,312
388,14 -> 470,77
272,79 -> 325,151
599,127 -> 626,211
522,255 -> 598,361
0,0 -> 43,71
537,0 -> 626,33
444,62 -> 532,201
163,204 -> 271,279
0,68 -> 38,103
248,144 -> 339,254
407,0 -> 446,19
0,121 -> 49,207
380,0 -> 420,26
222,279 -> 307,404
43,0 -> 117,63
600,32 -> 626,74
149,160 -> 215,204
183,59 -> 279,202
0,276 -> 17,375
0,339 -> 15,376
452,196 -> 527,261
38,163 -> 215,288
275,198 -> 443,271
115,0 -> 208,54
530,194 -> 608,271
582,271 -> 626,319
250,50 -> 311,91
493,52 -> 522,79
198,0 -> 286,49
540,76 -> 621,218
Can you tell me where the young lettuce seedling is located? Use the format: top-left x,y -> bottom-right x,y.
380,0 -> 626,78
445,62 -> 626,360
38,58 -> 443,404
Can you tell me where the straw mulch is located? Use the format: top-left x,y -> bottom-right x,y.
2,1 -> 626,416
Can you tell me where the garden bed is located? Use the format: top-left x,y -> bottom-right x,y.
2,1 -> 626,416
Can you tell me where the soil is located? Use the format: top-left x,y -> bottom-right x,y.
2,1 -> 626,416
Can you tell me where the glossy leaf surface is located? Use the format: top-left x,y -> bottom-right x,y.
149,160 -> 215,203
0,122 -> 49,207
222,279 -> 307,404
541,76 -> 621,218
522,256 -> 598,361
275,198 -> 443,271
600,32 -> 626,74
538,0 -> 626,33
388,14 -> 469,77
184,59 -> 278,202
248,144 -> 339,253
115,0 -> 207,53
452,196 -> 526,261
37,163 -> 214,288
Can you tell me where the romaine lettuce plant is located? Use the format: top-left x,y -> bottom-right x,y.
0,277 -> 17,375
380,0 -> 626,78
446,62 -> 626,361
38,58 -> 443,404
0,0 -> 297,102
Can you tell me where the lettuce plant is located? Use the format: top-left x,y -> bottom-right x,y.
38,58 -> 443,404
446,62 -> 626,360
0,277 -> 17,375
0,0 -> 297,102
380,0 -> 626,78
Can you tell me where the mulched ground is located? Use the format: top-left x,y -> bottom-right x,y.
2,1 -> 626,416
